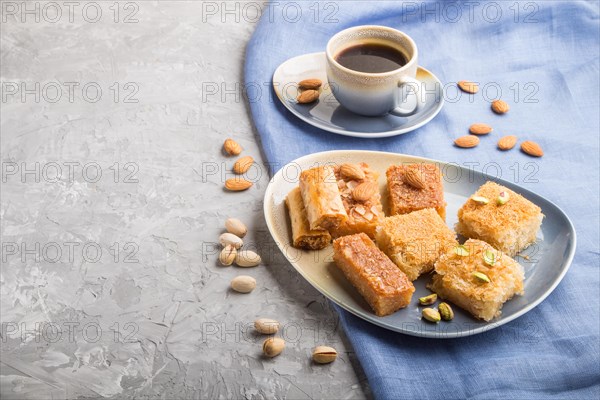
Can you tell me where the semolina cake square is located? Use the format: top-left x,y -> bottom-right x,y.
456,181 -> 543,256
333,233 -> 415,317
330,162 -> 384,239
428,239 -> 524,321
375,208 -> 457,281
386,163 -> 446,220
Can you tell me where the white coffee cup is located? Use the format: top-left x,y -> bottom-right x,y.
326,25 -> 420,117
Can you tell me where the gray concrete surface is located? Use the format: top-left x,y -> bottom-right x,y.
0,1 -> 370,398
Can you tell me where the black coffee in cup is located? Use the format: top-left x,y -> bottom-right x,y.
335,43 -> 408,73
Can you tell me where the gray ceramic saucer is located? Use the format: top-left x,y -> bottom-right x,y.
272,52 -> 444,138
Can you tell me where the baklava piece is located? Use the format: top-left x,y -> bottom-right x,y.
333,233 -> 414,317
428,239 -> 525,321
299,165 -> 348,230
386,163 -> 446,220
329,163 -> 384,238
285,187 -> 331,250
375,208 -> 457,281
456,181 -> 543,256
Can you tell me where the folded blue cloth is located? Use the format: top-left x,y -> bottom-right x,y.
245,1 -> 600,398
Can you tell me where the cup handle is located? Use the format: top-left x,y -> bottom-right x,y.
389,76 -> 420,117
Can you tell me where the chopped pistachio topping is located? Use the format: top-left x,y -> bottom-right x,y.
497,191 -> 510,205
471,195 -> 489,205
454,245 -> 470,257
483,250 -> 497,266
419,293 -> 438,306
472,271 -> 491,283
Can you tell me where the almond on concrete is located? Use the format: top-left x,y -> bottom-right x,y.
352,181 -> 378,202
297,90 -> 320,104
454,135 -> 480,148
225,178 -> 253,191
223,138 -> 242,156
233,156 -> 254,174
521,141 -> 544,157
491,100 -> 510,114
404,169 -> 425,189
458,81 -> 479,94
498,135 -> 518,150
339,163 -> 365,181
469,123 -> 493,135
298,78 -> 322,90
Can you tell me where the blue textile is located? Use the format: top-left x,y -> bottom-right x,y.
245,1 -> 600,399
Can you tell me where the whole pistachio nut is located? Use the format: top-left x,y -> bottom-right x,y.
422,308 -> 441,323
438,302 -> 454,321
419,293 -> 438,306
254,318 -> 280,334
312,346 -> 337,364
219,245 -> 237,266
219,232 -> 243,249
225,217 -> 248,238
262,337 -> 285,358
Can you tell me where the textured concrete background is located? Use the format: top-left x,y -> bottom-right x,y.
0,1 -> 370,398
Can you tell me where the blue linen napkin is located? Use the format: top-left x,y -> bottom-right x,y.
245,1 -> 600,398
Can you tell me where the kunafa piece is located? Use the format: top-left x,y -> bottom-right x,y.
285,187 -> 332,250
428,239 -> 525,321
375,208 -> 457,281
299,165 -> 348,230
456,181 -> 543,256
333,233 -> 414,317
329,162 -> 385,238
386,163 -> 446,220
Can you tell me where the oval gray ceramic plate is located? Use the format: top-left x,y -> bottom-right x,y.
263,150 -> 576,338
272,52 -> 444,138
